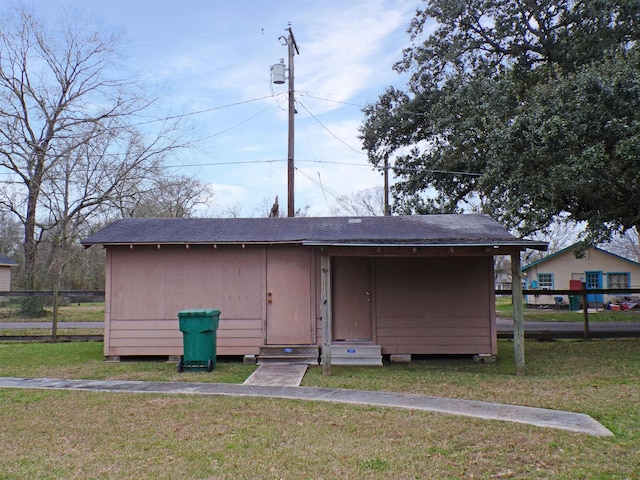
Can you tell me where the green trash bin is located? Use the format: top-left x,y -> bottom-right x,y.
569,295 -> 581,311
177,309 -> 220,372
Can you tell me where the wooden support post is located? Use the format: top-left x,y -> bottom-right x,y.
582,291 -> 591,340
511,252 -> 525,376
321,255 -> 332,376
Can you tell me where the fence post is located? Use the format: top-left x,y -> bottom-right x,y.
582,291 -> 590,340
52,287 -> 59,342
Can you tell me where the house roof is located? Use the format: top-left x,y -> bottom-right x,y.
82,215 -> 547,250
522,242 -> 640,271
0,254 -> 18,266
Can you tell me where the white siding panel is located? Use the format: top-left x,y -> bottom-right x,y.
0,267 -> 11,291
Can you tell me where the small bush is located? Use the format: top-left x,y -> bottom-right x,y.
18,297 -> 49,318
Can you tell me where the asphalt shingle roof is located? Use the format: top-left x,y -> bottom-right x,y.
0,254 -> 18,266
82,215 -> 547,250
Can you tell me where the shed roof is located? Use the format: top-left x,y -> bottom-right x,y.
0,254 -> 18,266
82,215 -> 547,250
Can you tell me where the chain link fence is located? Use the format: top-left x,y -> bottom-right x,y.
0,291 -> 105,322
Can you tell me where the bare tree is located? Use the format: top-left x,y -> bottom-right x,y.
0,210 -> 21,259
0,7 -> 186,288
608,227 -> 640,262
215,202 -> 245,219
331,187 -> 385,217
248,195 -> 308,218
521,217 -> 581,264
114,174 -> 215,219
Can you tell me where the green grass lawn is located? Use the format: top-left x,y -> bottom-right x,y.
0,339 -> 638,479
496,295 -> 640,322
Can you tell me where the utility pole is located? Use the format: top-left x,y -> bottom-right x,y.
271,25 -> 299,217
383,156 -> 390,216
285,26 -> 299,217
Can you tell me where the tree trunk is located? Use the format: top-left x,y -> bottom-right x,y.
23,149 -> 47,290
23,181 -> 41,290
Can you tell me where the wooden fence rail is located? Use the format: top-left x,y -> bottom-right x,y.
495,288 -> 640,296
496,288 -> 640,340
0,291 -> 105,297
2,288 -> 638,345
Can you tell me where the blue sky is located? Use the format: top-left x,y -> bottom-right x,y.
30,0 -> 419,217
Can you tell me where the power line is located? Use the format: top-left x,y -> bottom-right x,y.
161,158 -> 375,169
296,100 -> 366,155
0,158 -> 371,176
192,98 -> 280,143
0,155 -> 486,178
300,92 -> 364,108
317,171 -> 331,209
120,94 -> 282,129
295,167 -> 342,199
164,159 -> 282,168
298,159 -> 372,167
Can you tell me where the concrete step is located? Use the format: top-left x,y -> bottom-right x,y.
243,364 -> 309,386
325,344 -> 383,366
258,346 -> 319,365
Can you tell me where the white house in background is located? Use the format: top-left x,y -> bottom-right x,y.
522,243 -> 640,306
0,254 -> 18,291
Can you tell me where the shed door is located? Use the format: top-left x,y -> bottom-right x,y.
266,248 -> 313,345
332,257 -> 373,342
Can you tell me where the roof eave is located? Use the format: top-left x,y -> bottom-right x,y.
304,241 -> 548,250
81,240 -> 305,248
82,240 -> 548,251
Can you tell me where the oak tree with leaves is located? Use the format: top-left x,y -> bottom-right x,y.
361,0 -> 640,242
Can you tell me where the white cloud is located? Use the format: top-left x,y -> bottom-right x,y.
298,2 -> 412,106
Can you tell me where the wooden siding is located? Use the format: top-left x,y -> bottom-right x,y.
103,244 -> 498,358
106,245 -> 264,356
375,256 -> 495,355
107,318 -> 263,356
0,267 -> 11,291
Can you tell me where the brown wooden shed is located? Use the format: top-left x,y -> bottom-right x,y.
82,215 -> 546,365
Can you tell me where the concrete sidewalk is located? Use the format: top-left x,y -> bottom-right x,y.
0,376 -> 612,437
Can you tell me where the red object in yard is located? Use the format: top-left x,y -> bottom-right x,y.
570,280 -> 583,290
611,304 -> 621,311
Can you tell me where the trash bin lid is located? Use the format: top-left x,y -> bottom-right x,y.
178,308 -> 220,317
